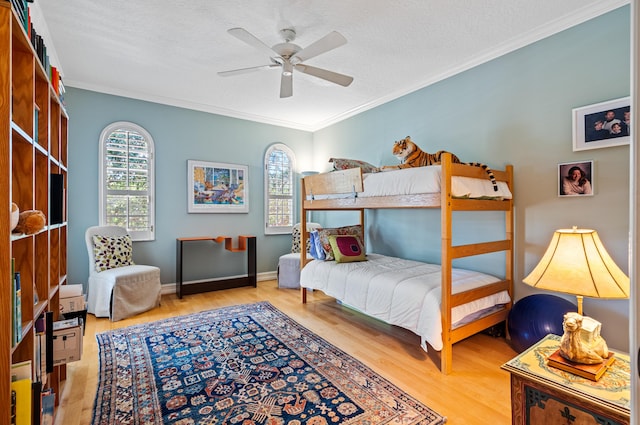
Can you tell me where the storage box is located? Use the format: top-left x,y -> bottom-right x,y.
59,295 -> 86,314
61,309 -> 87,335
52,318 -> 83,365
59,284 -> 83,298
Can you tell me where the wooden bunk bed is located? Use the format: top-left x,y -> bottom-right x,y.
299,153 -> 514,374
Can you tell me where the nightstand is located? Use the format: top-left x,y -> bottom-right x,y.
501,334 -> 630,425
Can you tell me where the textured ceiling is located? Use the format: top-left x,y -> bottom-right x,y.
36,0 -> 627,131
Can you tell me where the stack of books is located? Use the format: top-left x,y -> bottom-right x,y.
547,349 -> 616,381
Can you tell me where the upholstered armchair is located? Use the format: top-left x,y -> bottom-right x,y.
85,225 -> 161,321
277,222 -> 321,288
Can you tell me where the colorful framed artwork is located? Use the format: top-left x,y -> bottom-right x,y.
572,97 -> 630,151
187,160 -> 248,213
558,160 -> 594,197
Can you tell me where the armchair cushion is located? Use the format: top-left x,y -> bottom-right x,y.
92,234 -> 135,272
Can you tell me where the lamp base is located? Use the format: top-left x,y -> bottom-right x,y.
560,312 -> 609,364
547,349 -> 615,381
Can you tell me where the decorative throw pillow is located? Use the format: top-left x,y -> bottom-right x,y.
329,235 -> 367,263
291,223 -> 323,254
309,230 -> 325,260
93,234 -> 135,272
315,225 -> 365,261
329,158 -> 379,174
291,224 -> 303,254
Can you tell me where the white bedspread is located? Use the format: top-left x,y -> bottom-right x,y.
308,166 -> 512,200
300,253 -> 510,351
361,166 -> 512,199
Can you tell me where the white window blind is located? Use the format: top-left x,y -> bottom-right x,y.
99,122 -> 155,241
264,143 -> 296,235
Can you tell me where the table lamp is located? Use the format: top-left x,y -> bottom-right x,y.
523,227 -> 629,367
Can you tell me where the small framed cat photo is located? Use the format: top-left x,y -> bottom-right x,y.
558,160 -> 594,197
187,160 -> 249,213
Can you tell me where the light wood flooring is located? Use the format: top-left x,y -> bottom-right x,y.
54,280 -> 518,425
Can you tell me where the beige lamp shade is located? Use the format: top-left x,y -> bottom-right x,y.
523,227 -> 629,300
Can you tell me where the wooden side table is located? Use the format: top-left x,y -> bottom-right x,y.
176,235 -> 256,298
501,334 -> 630,425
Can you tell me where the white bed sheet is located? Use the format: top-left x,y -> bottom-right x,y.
308,166 -> 512,200
300,253 -> 510,351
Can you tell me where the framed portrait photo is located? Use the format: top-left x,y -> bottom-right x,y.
572,96 -> 630,151
558,160 -> 594,197
187,160 -> 249,213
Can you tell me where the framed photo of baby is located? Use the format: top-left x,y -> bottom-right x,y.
572,96 -> 630,151
558,160 -> 594,197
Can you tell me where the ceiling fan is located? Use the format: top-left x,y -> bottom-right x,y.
218,27 -> 354,98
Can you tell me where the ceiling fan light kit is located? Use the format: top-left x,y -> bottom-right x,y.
218,27 -> 353,98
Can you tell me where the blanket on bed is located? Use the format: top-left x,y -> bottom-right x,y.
300,253 -> 510,351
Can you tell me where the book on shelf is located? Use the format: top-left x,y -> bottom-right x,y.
31,381 -> 41,425
40,390 -> 54,425
34,312 -> 51,383
11,258 -> 22,346
45,311 -> 53,373
11,360 -> 32,425
13,270 -> 22,346
10,379 -> 31,425
34,318 -> 46,386
11,389 -> 16,425
547,349 -> 616,381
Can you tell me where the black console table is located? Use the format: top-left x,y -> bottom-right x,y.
176,235 -> 256,298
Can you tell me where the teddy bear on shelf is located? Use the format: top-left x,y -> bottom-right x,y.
10,202 -> 19,231
13,210 -> 46,235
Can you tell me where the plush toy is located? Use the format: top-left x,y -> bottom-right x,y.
13,210 -> 46,235
10,202 -> 19,232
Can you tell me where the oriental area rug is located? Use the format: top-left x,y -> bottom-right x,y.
92,301 -> 445,425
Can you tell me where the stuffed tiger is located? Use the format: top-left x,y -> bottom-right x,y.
379,136 -> 498,191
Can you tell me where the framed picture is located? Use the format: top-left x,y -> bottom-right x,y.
187,160 -> 248,213
572,97 -> 630,151
558,160 -> 594,197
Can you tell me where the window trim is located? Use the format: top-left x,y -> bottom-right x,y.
99,121 -> 156,241
264,143 -> 296,235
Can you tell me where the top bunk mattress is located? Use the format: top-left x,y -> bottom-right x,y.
309,166 -> 512,200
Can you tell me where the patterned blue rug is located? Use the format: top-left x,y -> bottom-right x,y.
92,301 -> 445,424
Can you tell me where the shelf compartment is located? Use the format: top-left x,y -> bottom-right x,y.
10,16 -> 34,139
49,228 -> 59,296
11,131 -> 34,211
35,149 -> 48,216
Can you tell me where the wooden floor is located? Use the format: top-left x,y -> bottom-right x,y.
54,280 -> 518,425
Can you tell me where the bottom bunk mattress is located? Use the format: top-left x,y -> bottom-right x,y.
300,253 -> 510,351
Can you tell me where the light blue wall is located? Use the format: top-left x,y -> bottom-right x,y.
313,6 -> 631,349
66,6 -> 631,349
66,89 -> 313,287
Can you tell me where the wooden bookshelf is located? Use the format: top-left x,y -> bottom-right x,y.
1,2 -> 68,423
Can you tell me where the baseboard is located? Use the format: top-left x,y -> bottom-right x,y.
161,271 -> 277,295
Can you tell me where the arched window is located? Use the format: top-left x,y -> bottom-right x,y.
99,122 -> 155,241
264,143 -> 296,235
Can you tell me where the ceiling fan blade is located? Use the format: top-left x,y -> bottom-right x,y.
292,31 -> 347,63
227,27 -> 277,58
280,61 -> 293,98
218,64 -> 280,77
295,64 -> 353,87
